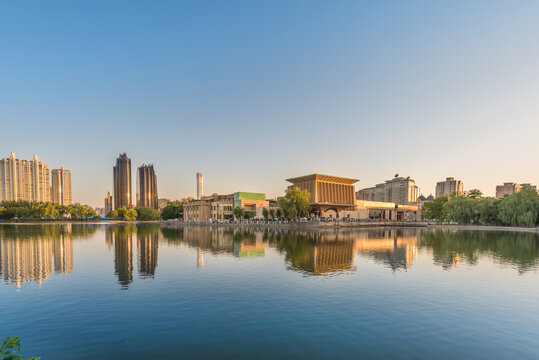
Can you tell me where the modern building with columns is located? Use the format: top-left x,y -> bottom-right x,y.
286,173 -> 419,220
285,174 -> 359,217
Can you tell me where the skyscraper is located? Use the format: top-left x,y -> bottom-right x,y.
104,192 -> 113,215
113,153 -> 132,209
136,164 -> 158,209
196,172 -> 203,200
51,166 -> 72,205
0,152 -> 50,202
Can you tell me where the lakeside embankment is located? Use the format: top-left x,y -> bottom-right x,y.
161,220 -> 539,233
426,224 -> 539,233
161,220 -> 427,229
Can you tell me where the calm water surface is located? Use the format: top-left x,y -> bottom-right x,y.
1,224 -> 539,359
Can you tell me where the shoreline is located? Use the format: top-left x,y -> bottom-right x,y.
426,224 -> 539,233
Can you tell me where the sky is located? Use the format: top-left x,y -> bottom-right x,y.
1,0 -> 539,207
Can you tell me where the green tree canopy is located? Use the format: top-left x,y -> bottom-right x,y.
135,206 -> 161,220
161,200 -> 184,220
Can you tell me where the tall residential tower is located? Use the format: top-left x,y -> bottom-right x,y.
0,152 -> 50,202
51,166 -> 72,205
113,153 -> 132,209
137,164 -> 158,209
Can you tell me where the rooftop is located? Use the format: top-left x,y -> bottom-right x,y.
286,173 -> 359,185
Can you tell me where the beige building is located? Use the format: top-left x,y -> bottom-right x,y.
184,192 -> 268,220
184,199 -> 212,221
435,177 -> 464,198
356,176 -> 420,205
286,174 -> 358,217
51,166 -> 72,205
0,152 -> 50,202
496,182 -> 537,199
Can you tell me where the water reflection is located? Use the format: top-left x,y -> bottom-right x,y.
1,224 -> 539,288
0,224 -> 96,288
420,230 -> 539,273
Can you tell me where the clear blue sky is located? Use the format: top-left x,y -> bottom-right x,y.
2,0 -> 539,207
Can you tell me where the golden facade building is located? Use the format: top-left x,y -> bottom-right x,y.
357,176 -> 420,205
0,152 -> 50,202
286,174 -> 358,217
136,164 -> 158,209
51,166 -> 72,205
113,153 -> 132,209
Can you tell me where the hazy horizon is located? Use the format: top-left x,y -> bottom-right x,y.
2,0 -> 539,207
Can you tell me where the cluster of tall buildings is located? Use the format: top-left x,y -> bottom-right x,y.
106,153 -> 159,212
0,152 -> 72,205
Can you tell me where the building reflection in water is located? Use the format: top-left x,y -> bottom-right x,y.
354,229 -> 418,270
108,225 -> 134,288
0,225 -> 74,288
138,232 -> 158,277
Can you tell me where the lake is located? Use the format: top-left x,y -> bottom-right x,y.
1,223 -> 538,359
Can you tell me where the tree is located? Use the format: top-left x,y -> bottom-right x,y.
275,208 -> 282,218
233,206 -> 245,220
466,189 -> 483,199
107,210 -> 119,219
247,210 -> 256,219
283,187 -> 311,217
135,206 -> 161,220
161,200 -> 184,220
262,207 -> 269,220
497,189 -> 539,227
269,208 -> 276,218
421,196 -> 449,223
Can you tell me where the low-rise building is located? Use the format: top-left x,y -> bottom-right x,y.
184,200 -> 211,221
233,192 -> 269,218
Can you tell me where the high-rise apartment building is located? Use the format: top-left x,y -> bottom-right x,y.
113,153 -> 132,209
196,172 -> 203,200
136,164 -> 158,209
496,182 -> 537,199
51,166 -> 72,205
356,176 -> 420,205
435,177 -> 464,198
104,192 -> 113,215
0,152 -> 50,202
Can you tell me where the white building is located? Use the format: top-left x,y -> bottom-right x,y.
0,153 -> 50,202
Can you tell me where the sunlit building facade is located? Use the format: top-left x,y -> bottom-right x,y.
51,166 -> 72,205
104,192 -> 113,215
136,164 -> 158,209
286,174 -> 358,217
435,177 -> 464,198
0,152 -> 50,202
113,153 -> 132,209
357,176 -> 420,205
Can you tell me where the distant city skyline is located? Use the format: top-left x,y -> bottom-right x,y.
2,1 -> 539,207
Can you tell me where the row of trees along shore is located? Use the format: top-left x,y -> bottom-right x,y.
0,201 -> 162,221
422,188 -> 539,227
